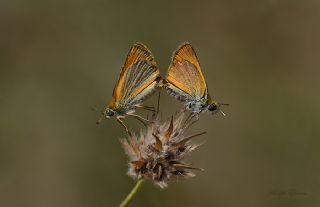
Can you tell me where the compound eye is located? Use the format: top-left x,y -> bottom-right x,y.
106,110 -> 115,117
208,104 -> 217,111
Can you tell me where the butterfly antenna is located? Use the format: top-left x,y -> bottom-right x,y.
219,109 -> 226,116
218,102 -> 229,116
220,103 -> 230,106
91,106 -> 99,111
92,105 -> 104,124
96,115 -> 104,125
156,91 -> 161,115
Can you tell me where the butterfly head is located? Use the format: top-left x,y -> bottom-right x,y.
96,107 -> 116,124
103,108 -> 116,119
207,102 -> 219,112
207,100 -> 229,116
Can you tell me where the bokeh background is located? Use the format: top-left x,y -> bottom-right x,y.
1,0 -> 320,206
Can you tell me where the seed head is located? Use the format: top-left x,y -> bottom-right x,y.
121,112 -> 205,188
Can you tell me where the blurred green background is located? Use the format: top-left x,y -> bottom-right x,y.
1,0 -> 320,206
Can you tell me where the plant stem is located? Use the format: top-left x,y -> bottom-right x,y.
119,179 -> 145,207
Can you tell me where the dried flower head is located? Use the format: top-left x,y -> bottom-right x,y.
121,112 -> 205,188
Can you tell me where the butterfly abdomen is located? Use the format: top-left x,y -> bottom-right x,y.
165,86 -> 188,102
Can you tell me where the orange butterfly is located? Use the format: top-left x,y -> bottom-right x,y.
97,43 -> 161,134
164,42 -> 228,115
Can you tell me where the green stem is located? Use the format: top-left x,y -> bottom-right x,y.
119,179 -> 145,207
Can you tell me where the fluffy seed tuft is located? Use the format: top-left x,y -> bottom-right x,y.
121,112 -> 205,188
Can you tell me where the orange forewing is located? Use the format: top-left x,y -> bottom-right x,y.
172,43 -> 201,72
167,43 -> 207,97
110,43 -> 155,107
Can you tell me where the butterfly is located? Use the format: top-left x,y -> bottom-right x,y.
97,43 -> 161,135
164,42 -> 228,115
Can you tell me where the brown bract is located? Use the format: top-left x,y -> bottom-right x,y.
121,112 -> 205,188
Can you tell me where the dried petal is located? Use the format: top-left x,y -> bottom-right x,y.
121,111 -> 204,188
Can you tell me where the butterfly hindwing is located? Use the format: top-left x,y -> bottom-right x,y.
122,60 -> 160,105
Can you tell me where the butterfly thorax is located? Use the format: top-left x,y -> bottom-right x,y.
185,94 -> 219,113
185,97 -> 208,113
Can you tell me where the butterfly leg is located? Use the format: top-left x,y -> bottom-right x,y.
182,112 -> 194,128
135,105 -> 156,112
116,117 -> 132,137
183,113 -> 200,130
156,91 -> 161,114
184,112 -> 193,124
127,113 -> 153,126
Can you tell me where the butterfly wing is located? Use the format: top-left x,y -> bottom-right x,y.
112,43 -> 155,102
166,43 -> 208,101
109,43 -> 159,108
121,60 -> 160,106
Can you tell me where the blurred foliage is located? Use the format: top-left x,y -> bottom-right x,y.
1,0 -> 320,206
